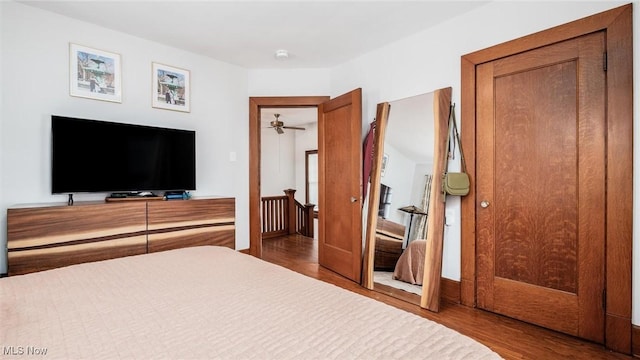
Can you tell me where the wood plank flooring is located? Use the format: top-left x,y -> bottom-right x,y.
261,234 -> 631,360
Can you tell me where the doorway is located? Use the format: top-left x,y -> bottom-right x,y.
248,96 -> 329,258
249,89 -> 363,283
460,4 -> 632,353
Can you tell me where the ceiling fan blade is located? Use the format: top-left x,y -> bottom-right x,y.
283,126 -> 305,130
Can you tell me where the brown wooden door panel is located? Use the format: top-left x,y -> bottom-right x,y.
476,32 -> 605,342
492,278 -> 578,335
318,88 -> 362,282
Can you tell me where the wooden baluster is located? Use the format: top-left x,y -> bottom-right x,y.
284,189 -> 296,235
304,204 -> 314,237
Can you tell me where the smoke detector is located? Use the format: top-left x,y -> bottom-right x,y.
274,49 -> 289,60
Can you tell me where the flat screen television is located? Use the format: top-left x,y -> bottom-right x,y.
52,115 -> 196,194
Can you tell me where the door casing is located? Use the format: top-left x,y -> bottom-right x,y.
460,4 -> 632,354
249,96 -> 329,258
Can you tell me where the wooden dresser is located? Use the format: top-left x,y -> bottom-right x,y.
7,197 -> 235,276
374,217 -> 405,271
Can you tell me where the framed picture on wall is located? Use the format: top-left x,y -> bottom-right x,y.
381,153 -> 389,177
69,43 -> 122,103
152,62 -> 190,112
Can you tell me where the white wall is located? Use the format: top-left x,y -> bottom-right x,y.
248,69 -> 331,96
0,1 -> 250,270
379,142 -> 415,225
261,127 -> 296,196
328,0 -> 634,315
260,119 -> 318,205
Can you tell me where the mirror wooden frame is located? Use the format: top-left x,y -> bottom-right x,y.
362,87 -> 452,312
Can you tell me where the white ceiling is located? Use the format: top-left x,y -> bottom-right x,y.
18,0 -> 489,69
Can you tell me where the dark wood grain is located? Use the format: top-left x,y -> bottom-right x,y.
317,88 -> 362,283
632,325 -> 640,357
7,201 -> 147,275
460,5 -> 632,353
7,198 -> 236,275
605,4 -> 634,354
420,86 -> 451,311
8,201 -> 146,246
493,59 -> 579,293
476,30 -> 606,343
441,277 -> 461,304
373,234 -> 402,271
372,217 -> 405,271
147,197 -> 235,230
261,195 -> 287,238
148,226 -> 234,253
8,236 -> 147,276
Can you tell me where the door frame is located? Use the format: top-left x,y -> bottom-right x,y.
460,4 -> 632,353
249,96 -> 330,258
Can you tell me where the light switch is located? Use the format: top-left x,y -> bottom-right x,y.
445,210 -> 454,226
229,152 -> 237,162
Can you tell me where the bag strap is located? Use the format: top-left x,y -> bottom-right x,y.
442,104 -> 454,173
443,103 -> 467,172
450,104 -> 467,173
441,103 -> 467,201
441,104 -> 455,201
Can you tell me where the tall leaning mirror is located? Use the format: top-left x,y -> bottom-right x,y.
362,87 -> 451,312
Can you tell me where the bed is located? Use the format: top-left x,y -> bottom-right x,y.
1,246 -> 501,359
394,239 -> 427,285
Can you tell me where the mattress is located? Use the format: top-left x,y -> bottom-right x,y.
0,246 -> 501,359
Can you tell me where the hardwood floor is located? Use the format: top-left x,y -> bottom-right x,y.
261,234 -> 631,360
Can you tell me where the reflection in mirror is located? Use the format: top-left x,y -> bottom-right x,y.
362,87 -> 451,311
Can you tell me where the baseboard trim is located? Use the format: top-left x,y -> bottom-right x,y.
606,313 -> 631,354
632,325 -> 640,357
441,277 -> 461,304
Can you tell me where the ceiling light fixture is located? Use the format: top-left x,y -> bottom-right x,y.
274,49 -> 289,60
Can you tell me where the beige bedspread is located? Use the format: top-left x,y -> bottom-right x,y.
1,246 -> 501,359
393,239 -> 427,285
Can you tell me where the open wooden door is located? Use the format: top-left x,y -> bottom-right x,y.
317,88 -> 362,282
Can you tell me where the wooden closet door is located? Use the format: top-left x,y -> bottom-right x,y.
476,32 -> 606,342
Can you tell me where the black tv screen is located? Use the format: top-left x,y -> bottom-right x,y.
52,116 -> 196,194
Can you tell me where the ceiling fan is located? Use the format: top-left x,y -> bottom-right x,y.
269,113 -> 305,134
